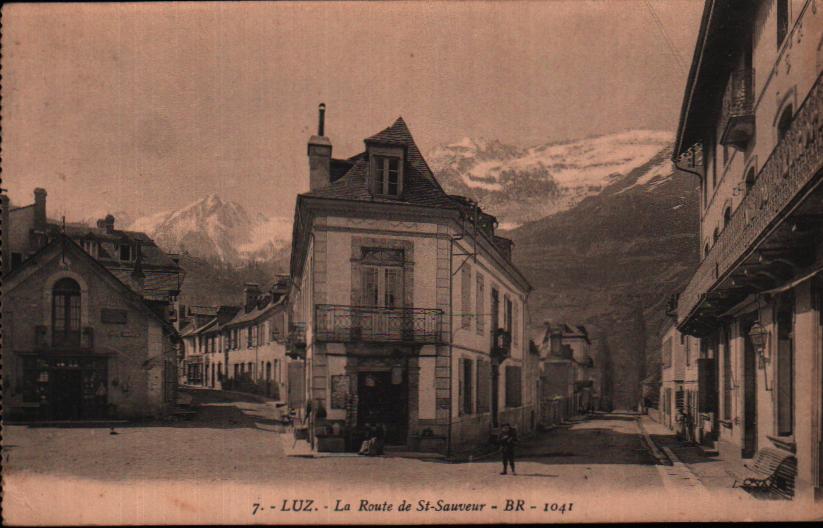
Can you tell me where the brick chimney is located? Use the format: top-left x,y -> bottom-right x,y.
244,283 -> 261,311
308,103 -> 332,191
33,188 -> 47,232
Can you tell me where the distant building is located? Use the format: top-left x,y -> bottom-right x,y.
658,321 -> 700,439
287,105 -> 535,454
672,0 -> 823,500
178,278 -> 292,402
535,322 -> 602,426
3,234 -> 178,420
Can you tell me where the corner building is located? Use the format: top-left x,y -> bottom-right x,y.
288,107 -> 535,454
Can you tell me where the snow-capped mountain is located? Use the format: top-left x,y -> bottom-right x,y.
428,130 -> 674,228
128,193 -> 291,264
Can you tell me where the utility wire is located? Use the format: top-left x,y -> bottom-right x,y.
643,0 -> 688,76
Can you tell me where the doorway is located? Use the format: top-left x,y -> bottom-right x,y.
742,313 -> 758,458
357,370 -> 407,445
51,370 -> 83,419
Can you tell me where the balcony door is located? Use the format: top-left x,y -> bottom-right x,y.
360,247 -> 404,340
53,278 -> 81,347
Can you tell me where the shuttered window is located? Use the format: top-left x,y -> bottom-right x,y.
476,273 -> 485,335
461,264 -> 472,329
476,360 -> 490,413
505,366 -> 522,408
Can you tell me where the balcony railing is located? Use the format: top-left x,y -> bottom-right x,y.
678,72 -> 823,329
35,325 -> 94,350
315,304 -> 444,344
719,68 -> 755,149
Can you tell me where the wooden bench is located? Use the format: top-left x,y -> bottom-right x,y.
732,447 -> 797,499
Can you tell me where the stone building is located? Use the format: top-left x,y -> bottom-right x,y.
3,235 -> 178,420
672,0 -> 823,500
287,106 -> 535,454
658,321 -> 700,439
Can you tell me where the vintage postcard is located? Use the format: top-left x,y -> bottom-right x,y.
2,0 -> 823,524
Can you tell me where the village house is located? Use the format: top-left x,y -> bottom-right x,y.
2,190 -> 181,420
286,105 -> 536,455
658,320 -> 701,440
178,278 -> 292,401
535,322 -> 602,426
672,0 -> 823,500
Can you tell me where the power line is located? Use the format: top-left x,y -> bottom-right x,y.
644,0 -> 688,76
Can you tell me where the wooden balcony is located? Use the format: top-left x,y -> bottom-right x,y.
719,68 -> 755,150
314,304 -> 444,344
677,73 -> 823,335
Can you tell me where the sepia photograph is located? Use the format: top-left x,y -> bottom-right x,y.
1,0 -> 822,524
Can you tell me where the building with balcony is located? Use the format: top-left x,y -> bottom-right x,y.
672,0 -> 823,501
288,106 -> 535,454
2,234 -> 178,420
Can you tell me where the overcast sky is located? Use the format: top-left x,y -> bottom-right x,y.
3,1 -> 703,222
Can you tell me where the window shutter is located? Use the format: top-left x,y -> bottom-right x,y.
476,360 -> 490,413
458,358 -> 466,416
476,274 -> 485,336
461,265 -> 472,329
362,267 -> 378,306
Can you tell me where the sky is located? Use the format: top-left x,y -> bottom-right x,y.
3,1 -> 704,223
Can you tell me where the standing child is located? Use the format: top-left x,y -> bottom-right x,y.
499,423 -> 518,475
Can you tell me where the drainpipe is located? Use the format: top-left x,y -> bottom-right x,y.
447,235 -> 454,459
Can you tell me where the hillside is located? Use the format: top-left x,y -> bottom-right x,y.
506,155 -> 699,409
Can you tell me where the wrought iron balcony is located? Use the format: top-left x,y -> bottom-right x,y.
719,68 -> 755,149
678,73 -> 823,333
314,304 -> 444,344
35,325 -> 94,350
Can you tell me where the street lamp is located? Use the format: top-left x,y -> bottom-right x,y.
748,321 -> 770,368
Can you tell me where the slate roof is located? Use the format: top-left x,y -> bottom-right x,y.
304,117 -> 459,210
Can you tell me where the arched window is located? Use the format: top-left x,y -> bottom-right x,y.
777,105 -> 793,142
723,206 -> 732,228
53,278 -> 81,346
745,167 -> 756,193
266,361 -> 272,381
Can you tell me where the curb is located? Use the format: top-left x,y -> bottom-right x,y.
635,417 -> 672,466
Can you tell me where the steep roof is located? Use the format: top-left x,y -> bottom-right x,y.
303,117 -> 457,209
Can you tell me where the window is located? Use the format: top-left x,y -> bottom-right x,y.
713,227 -> 719,244
777,0 -> 789,48
234,363 -> 239,379
505,366 -> 522,407
361,247 -> 404,308
723,206 -> 732,229
777,105 -> 793,141
504,295 -> 513,334
119,243 -> 132,262
373,155 -> 401,196
11,252 -> 23,269
476,273 -> 485,335
247,327 -> 253,348
776,294 -> 794,436
476,360 -> 490,413
704,242 -> 711,258
81,239 -> 98,258
266,362 -> 272,381
745,167 -> 756,194
52,278 -> 81,346
461,264 -> 472,329
662,336 -> 673,368
512,301 -> 519,346
459,358 -> 473,416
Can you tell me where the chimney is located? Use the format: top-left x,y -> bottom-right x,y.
104,214 -> 115,233
33,188 -> 47,232
244,283 -> 261,311
130,242 -> 145,295
308,103 -> 332,191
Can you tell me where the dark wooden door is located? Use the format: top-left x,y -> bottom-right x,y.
357,371 -> 407,445
52,369 -> 83,419
742,314 -> 758,458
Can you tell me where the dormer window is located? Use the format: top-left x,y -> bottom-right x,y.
370,148 -> 404,197
119,243 -> 132,262
373,155 -> 401,196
